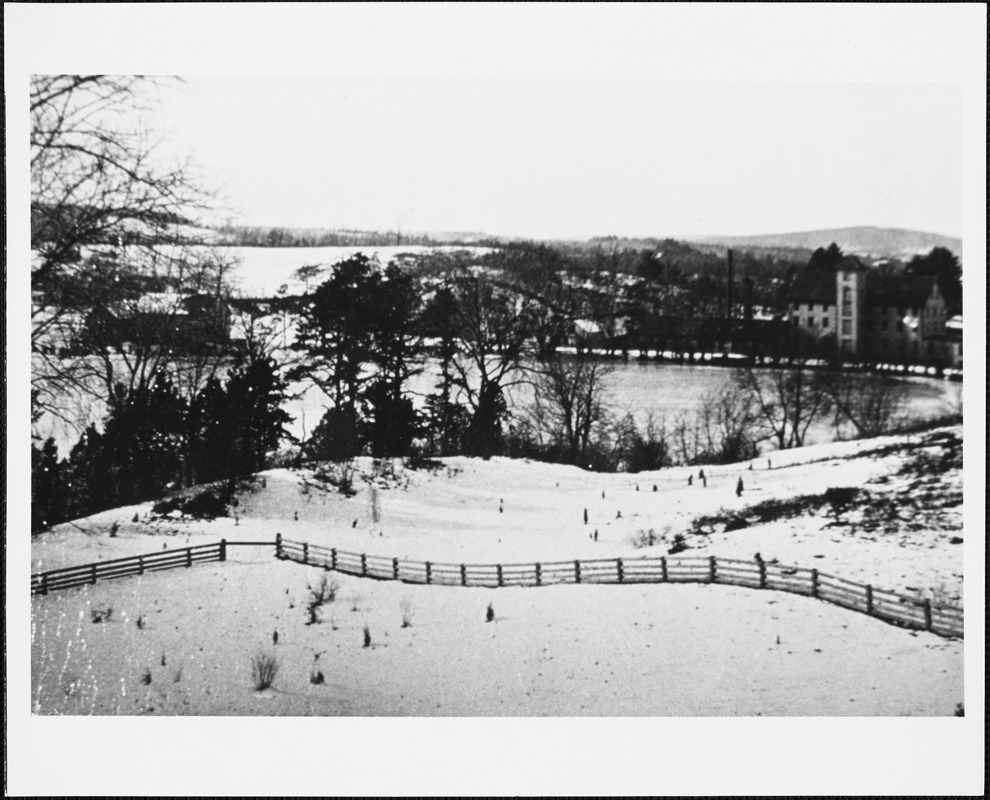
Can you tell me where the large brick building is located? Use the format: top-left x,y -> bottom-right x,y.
784,256 -> 955,365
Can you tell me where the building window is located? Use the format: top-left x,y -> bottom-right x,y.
841,320 -> 851,336
807,317 -> 814,328
822,317 -> 829,329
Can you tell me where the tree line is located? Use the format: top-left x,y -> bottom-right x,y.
29,75 -> 956,534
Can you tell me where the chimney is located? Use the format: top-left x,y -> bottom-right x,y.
726,249 -> 734,321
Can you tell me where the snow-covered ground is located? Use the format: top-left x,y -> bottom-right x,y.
14,425 -> 985,794
30,427 -> 967,714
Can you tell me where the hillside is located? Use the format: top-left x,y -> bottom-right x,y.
684,226 -> 962,259
31,426 -> 964,717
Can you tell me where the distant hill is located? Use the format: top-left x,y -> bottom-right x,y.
682,227 -> 962,260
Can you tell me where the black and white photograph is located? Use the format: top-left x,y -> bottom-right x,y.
6,4 -> 986,796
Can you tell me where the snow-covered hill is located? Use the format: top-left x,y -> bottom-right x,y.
30,426 -> 966,718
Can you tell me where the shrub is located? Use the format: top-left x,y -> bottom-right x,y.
629,528 -> 659,549
486,603 -> 495,623
90,605 -> 113,623
250,651 -> 280,691
305,573 -> 339,624
140,667 -> 152,685
151,486 -> 231,521
362,625 -> 372,648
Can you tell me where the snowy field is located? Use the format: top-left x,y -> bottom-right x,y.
29,426 -> 967,717
193,244 -> 493,297
14,424 -> 984,797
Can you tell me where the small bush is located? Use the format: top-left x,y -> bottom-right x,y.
151,487 -> 232,521
140,667 -> 152,685
305,573 -> 339,625
250,651 -> 280,691
90,605 -> 113,623
310,669 -> 325,685
630,528 -> 658,549
822,486 -> 861,511
486,603 -> 495,623
362,625 -> 372,648
954,702 -> 964,717
668,534 -> 688,555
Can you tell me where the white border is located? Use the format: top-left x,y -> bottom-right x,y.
6,4 -> 986,796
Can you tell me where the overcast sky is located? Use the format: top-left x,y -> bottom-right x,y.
151,77 -> 962,240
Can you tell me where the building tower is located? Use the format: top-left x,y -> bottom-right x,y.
834,257 -> 867,357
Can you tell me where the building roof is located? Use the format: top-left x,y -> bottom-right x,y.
784,272 -> 835,304
836,255 -> 869,273
865,275 -> 938,310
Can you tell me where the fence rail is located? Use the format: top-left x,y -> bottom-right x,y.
275,536 -> 964,639
31,536 -> 964,639
30,540 -> 276,596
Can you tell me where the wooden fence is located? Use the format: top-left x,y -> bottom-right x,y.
31,536 -> 964,640
275,536 -> 964,639
30,540 -> 276,596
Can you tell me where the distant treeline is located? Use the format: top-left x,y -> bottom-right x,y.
212,225 -> 489,249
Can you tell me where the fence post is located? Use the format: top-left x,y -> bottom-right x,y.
361,553 -> 367,577
617,559 -> 624,583
426,561 -> 432,585
91,564 -> 98,585
923,598 -> 932,632
303,542 -> 309,564
138,555 -> 144,575
185,548 -> 192,568
535,563 -> 542,586
275,533 -> 282,559
660,557 -> 668,582
41,574 -> 48,596
394,558 -> 400,581
497,564 -> 504,587
460,564 -> 467,586
708,556 -> 716,583
331,548 -> 337,570
865,585 -> 873,616
574,560 -> 582,584
810,569 -> 819,597
757,557 -> 766,589
220,539 -> 227,563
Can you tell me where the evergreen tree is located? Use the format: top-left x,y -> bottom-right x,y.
32,437 -> 66,532
807,242 -> 845,272
289,254 -> 381,457
226,357 -> 295,473
63,424 -> 115,519
906,247 -> 962,313
363,263 -> 424,457
420,283 -> 465,455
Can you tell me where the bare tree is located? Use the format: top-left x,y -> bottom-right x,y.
449,273 -> 537,457
826,371 -> 909,439
30,74 -> 219,435
735,364 -> 832,450
528,355 -> 614,465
